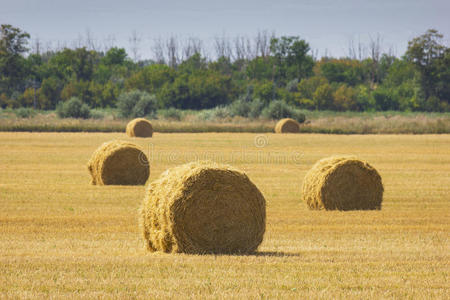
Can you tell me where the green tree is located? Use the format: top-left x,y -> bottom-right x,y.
0,24 -> 30,96
406,29 -> 449,110
313,83 -> 334,110
315,58 -> 366,86
253,80 -> 277,104
125,64 -> 175,94
333,85 -> 358,111
270,36 -> 314,84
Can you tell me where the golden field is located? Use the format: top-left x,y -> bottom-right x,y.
0,132 -> 449,299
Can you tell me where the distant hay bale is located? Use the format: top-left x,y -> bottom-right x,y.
275,118 -> 300,133
88,140 -> 149,185
301,156 -> 383,210
126,118 -> 153,138
140,161 -> 266,254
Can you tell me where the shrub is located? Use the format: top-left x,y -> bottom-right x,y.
15,107 -> 36,118
197,106 -> 231,121
229,98 -> 251,117
228,98 -> 265,119
248,99 -> 265,119
89,109 -> 106,120
56,97 -> 91,119
132,95 -> 158,118
157,108 -> 183,121
261,100 -> 306,123
117,90 -> 157,118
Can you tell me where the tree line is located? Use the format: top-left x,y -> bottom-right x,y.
0,24 -> 449,113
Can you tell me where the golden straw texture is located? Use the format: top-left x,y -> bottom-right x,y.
301,156 -> 383,210
140,161 -> 266,254
126,118 -> 153,138
87,140 -> 149,185
274,118 -> 300,133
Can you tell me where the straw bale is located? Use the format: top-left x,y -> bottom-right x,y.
126,118 -> 153,137
301,156 -> 383,210
88,140 -> 149,185
140,161 -> 266,254
275,118 -> 300,133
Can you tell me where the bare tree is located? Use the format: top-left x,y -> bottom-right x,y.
129,30 -> 142,62
166,35 -> 180,68
357,38 -> 366,61
73,33 -> 84,49
31,36 -> 41,55
85,28 -> 98,51
182,36 -> 203,60
152,37 -> 165,64
368,33 -> 383,84
310,48 -> 319,62
255,30 -> 273,58
214,33 -> 232,60
234,36 -> 247,61
102,34 -> 116,53
233,35 -> 255,60
348,38 -> 356,59
369,33 -> 382,63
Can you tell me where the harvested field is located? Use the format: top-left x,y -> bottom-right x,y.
0,132 -> 449,298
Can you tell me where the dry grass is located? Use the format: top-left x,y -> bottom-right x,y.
0,110 -> 449,133
0,132 -> 449,298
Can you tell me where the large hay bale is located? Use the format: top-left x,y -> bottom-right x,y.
140,161 -> 266,254
126,118 -> 153,138
88,140 -> 149,185
301,156 -> 383,210
275,118 -> 300,133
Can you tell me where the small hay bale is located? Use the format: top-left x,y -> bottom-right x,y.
275,118 -> 300,133
126,118 -> 153,138
140,161 -> 266,254
87,140 -> 149,185
301,156 -> 383,210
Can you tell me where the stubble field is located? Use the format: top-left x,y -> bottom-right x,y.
0,132 -> 449,299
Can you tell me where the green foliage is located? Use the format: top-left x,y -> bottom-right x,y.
117,90 -> 157,118
316,59 -> 366,86
125,64 -> 175,94
101,47 -> 127,66
247,57 -> 274,81
197,106 -> 231,121
132,94 -> 158,118
253,80 -> 277,104
333,85 -> 358,111
1,24 -> 448,113
56,97 -> 91,119
159,70 -> 232,109
229,98 -> 251,117
14,107 -> 36,118
261,100 -> 306,123
270,36 -> 314,84
0,24 -> 30,94
297,76 -> 328,100
406,29 -> 449,109
157,108 -> 183,121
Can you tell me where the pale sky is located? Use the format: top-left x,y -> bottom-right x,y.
1,0 -> 449,59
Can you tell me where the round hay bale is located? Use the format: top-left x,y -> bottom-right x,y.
140,161 -> 266,254
275,118 -> 300,133
87,140 -> 149,185
126,118 -> 153,138
301,156 -> 383,210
